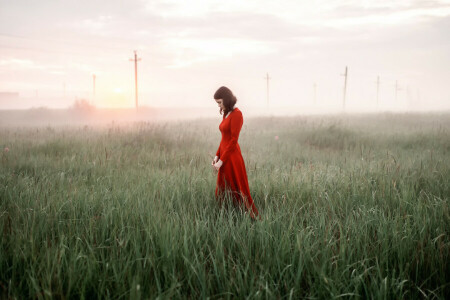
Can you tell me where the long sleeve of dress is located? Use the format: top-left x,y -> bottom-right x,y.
216,146 -> 220,157
220,110 -> 243,162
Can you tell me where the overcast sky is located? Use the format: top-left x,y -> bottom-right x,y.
0,0 -> 449,111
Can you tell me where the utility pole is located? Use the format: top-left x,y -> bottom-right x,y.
406,85 -> 411,107
395,80 -> 401,101
375,76 -> 380,106
264,73 -> 271,106
129,50 -> 141,111
313,82 -> 317,104
341,66 -> 348,110
92,74 -> 96,105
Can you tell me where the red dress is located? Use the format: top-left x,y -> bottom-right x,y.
215,107 -> 260,220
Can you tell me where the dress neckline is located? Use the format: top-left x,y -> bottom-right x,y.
224,107 -> 238,119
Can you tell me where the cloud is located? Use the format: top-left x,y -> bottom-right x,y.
78,15 -> 114,33
323,3 -> 450,27
162,37 -> 275,68
0,58 -> 36,68
0,58 -> 64,73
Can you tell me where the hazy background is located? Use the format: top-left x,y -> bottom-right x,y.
1,0 -> 450,114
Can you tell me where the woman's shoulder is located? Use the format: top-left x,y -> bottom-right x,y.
230,107 -> 243,122
233,107 -> 242,115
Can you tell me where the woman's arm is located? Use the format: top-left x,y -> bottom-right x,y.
215,146 -> 220,158
219,110 -> 243,162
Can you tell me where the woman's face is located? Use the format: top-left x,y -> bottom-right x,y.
215,99 -> 225,111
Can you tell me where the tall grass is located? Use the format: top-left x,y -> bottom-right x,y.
1,113 -> 449,299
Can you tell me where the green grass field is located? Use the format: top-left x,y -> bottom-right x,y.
1,112 -> 449,299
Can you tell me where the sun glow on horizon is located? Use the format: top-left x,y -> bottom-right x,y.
113,87 -> 124,94
93,87 -> 131,108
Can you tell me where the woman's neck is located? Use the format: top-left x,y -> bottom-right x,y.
225,107 -> 235,118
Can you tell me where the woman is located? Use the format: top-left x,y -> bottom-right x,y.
212,86 -> 261,220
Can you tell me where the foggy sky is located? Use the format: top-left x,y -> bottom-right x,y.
0,0 -> 449,112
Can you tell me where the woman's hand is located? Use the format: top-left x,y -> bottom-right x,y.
211,156 -> 219,171
213,159 -> 223,171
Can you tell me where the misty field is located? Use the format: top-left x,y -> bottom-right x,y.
1,112 -> 449,299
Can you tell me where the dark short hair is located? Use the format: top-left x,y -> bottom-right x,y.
214,86 -> 237,116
